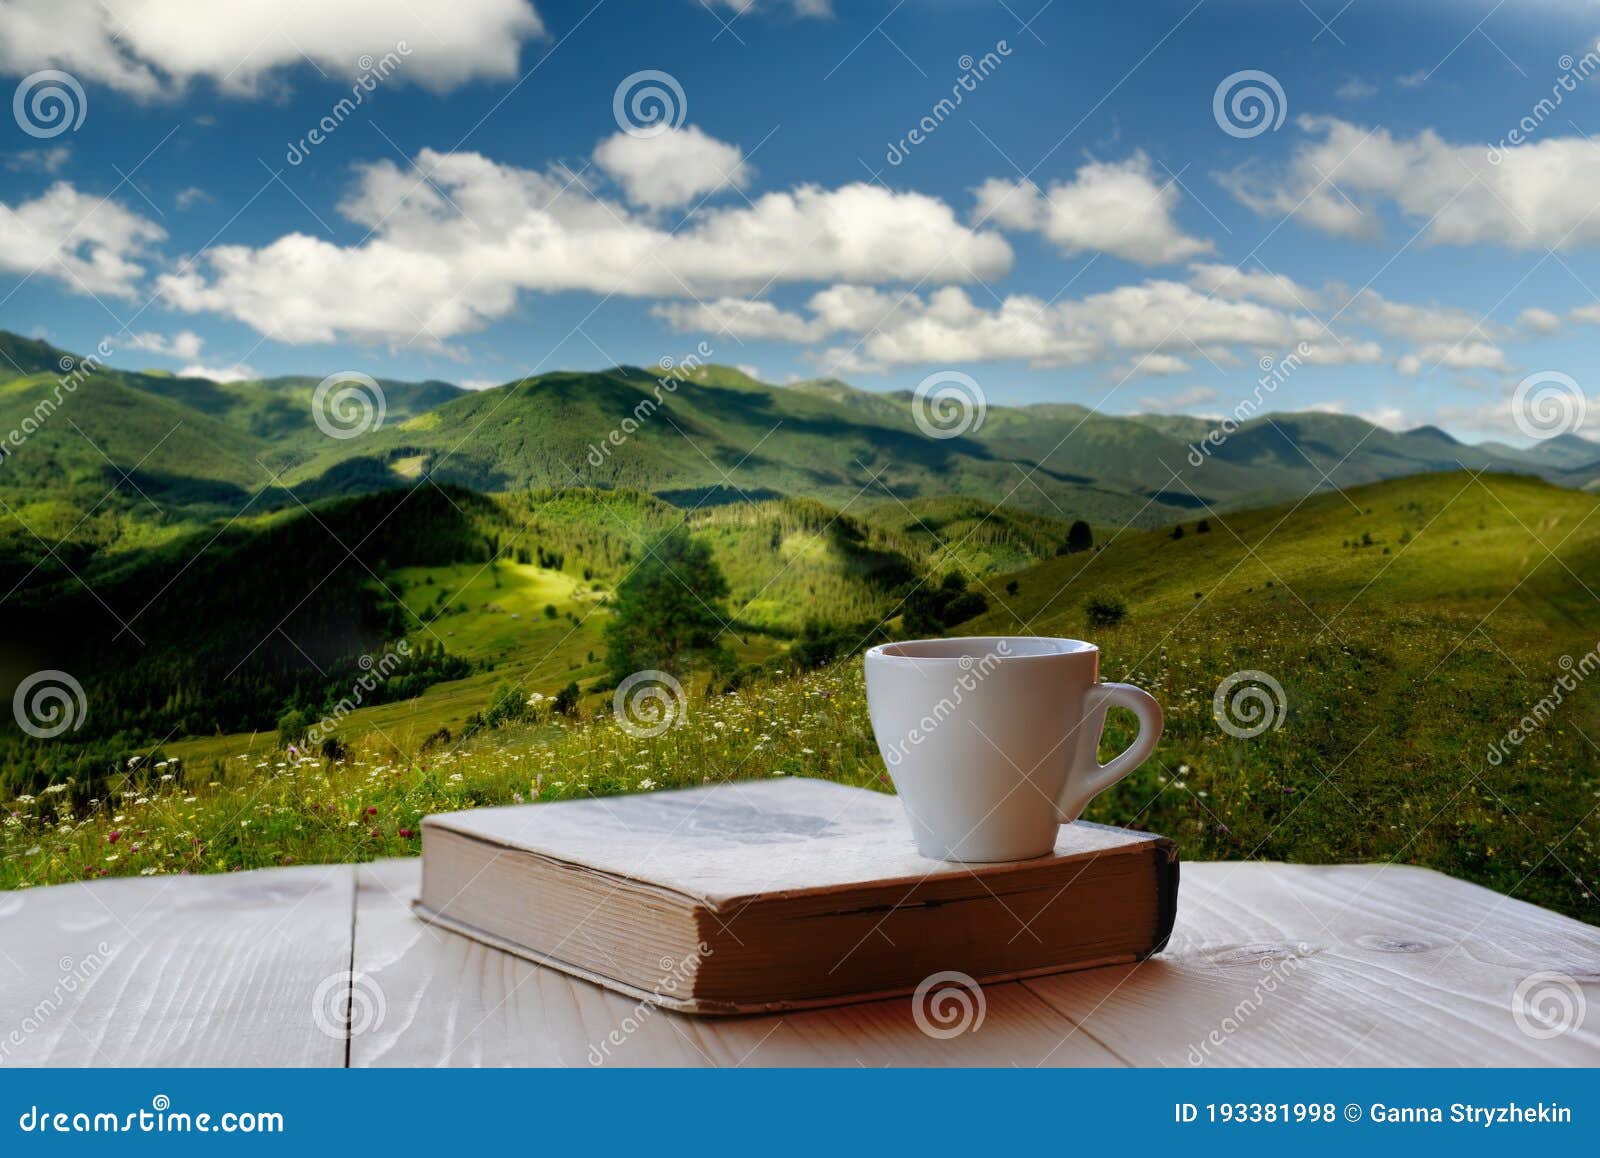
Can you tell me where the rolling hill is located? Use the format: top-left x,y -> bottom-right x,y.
4,330 -> 1597,577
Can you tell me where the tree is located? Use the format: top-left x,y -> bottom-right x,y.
902,572 -> 988,637
604,528 -> 734,683
1084,593 -> 1128,628
1066,520 -> 1093,554
553,681 -> 581,716
277,707 -> 312,749
1170,524 -> 1185,541
1196,518 -> 1211,534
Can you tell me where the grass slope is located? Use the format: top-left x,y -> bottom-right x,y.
5,472 -> 1596,926
960,471 -> 1600,920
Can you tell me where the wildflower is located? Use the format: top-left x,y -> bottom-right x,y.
399,828 -> 415,838
638,779 -> 657,791
107,831 -> 121,844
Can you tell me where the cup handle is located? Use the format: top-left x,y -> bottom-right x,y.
1055,682 -> 1164,823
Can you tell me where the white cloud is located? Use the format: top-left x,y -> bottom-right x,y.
1397,341 -> 1510,375
592,126 -> 749,211
1229,116 -> 1600,250
0,181 -> 164,298
660,278 -> 1382,371
1350,289 -> 1501,344
1138,384 -> 1214,411
1518,307 -> 1561,334
175,186 -> 212,211
973,153 -> 1213,265
159,147 -> 1011,344
124,329 -> 204,359
178,362 -> 254,383
1570,302 -> 1600,326
0,0 -> 546,96
1334,78 -> 1377,100
1123,354 -> 1192,379
707,0 -> 833,16
652,298 -> 825,341
4,146 -> 70,174
1187,262 -> 1320,309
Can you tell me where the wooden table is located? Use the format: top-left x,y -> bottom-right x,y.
3,859 -> 1596,1067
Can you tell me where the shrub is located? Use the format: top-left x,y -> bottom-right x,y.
1084,593 -> 1128,628
277,708 -> 312,749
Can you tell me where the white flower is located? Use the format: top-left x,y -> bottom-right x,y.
42,784 -> 68,795
638,778 -> 657,791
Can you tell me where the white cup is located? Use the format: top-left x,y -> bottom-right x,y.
864,636 -> 1163,862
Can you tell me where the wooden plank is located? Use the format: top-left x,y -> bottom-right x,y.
0,864 -> 354,1066
1022,862 -> 1600,1066
350,858 -> 1122,1067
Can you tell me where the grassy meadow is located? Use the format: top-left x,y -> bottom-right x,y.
3,470 -> 1597,925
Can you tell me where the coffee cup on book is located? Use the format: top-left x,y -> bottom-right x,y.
864,636 -> 1163,862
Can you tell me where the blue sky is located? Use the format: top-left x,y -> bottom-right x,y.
4,0 -> 1600,441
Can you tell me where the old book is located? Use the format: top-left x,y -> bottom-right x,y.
414,777 -> 1178,1015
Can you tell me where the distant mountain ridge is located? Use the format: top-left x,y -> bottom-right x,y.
3,330 -> 1597,543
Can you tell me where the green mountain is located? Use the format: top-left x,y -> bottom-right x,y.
3,331 -> 1590,547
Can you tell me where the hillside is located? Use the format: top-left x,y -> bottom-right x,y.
6,471 -> 1596,924
951,471 -> 1600,920
4,330 -> 1597,587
